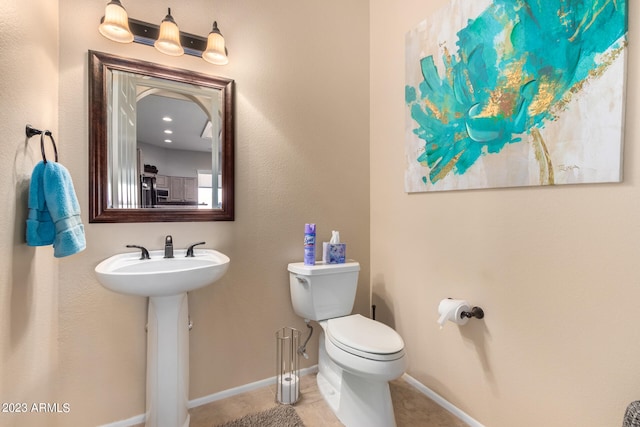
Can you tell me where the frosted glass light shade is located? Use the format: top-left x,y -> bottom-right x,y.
98,0 -> 134,43
202,22 -> 229,65
154,8 -> 184,56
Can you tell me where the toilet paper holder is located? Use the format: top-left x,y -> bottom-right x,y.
438,298 -> 485,328
461,306 -> 485,320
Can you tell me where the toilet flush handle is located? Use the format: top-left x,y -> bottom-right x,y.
295,275 -> 310,288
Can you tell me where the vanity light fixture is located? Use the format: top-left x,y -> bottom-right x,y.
202,22 -> 229,65
98,0 -> 134,43
154,8 -> 183,56
98,1 -> 229,64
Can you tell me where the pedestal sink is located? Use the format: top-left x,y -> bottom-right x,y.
95,248 -> 230,427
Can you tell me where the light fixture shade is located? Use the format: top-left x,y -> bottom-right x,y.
98,0 -> 134,43
202,22 -> 229,65
154,8 -> 184,56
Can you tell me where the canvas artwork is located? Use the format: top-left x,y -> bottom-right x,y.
405,0 -> 628,192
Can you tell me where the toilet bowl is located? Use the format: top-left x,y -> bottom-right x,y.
287,261 -> 406,427
318,314 -> 406,427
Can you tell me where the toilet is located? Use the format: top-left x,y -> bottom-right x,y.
288,261 -> 406,427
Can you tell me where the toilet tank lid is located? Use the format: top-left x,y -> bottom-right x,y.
288,261 -> 360,275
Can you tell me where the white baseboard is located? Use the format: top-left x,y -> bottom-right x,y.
99,367 -> 482,427
97,413 -> 146,427
98,366 -> 319,427
401,373 -> 485,427
188,365 -> 318,408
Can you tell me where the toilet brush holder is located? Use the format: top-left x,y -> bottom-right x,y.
275,327 -> 301,405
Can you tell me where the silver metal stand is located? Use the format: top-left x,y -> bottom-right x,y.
275,327 -> 301,405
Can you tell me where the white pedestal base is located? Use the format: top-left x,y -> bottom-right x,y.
145,293 -> 190,427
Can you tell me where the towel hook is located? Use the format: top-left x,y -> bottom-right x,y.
25,125 -> 58,163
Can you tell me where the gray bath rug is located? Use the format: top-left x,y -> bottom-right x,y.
215,404 -> 305,427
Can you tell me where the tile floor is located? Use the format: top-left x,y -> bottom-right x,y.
188,374 -> 469,427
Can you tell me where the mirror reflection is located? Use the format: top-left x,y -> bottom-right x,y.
111,72 -> 221,209
89,51 -> 234,222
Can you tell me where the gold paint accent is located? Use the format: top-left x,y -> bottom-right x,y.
530,128 -> 554,185
569,0 -> 613,42
558,5 -> 573,32
558,9 -> 570,22
463,68 -> 475,96
528,77 -> 560,116
454,131 -> 467,142
551,41 -> 626,114
442,45 -> 451,64
432,151 -> 463,183
443,46 -> 455,88
476,58 -> 527,118
424,99 -> 446,123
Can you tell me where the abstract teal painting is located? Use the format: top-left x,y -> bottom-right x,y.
405,0 -> 627,192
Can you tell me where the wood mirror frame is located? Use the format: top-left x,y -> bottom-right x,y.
88,50 -> 234,223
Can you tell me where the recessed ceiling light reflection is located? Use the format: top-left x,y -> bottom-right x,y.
164,129 -> 173,134
162,116 -> 173,122
164,139 -> 172,143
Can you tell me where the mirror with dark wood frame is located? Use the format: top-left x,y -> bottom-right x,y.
88,50 -> 234,223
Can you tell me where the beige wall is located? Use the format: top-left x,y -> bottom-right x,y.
0,0 -> 60,426
1,0 -> 369,426
5,0 -> 638,426
371,1 -> 640,426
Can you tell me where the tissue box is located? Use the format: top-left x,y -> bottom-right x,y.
323,243 -> 346,264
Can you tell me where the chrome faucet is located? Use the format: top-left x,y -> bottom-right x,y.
164,235 -> 174,258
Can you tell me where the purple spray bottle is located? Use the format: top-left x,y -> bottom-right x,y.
304,223 -> 316,265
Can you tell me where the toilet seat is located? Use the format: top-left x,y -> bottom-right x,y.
326,314 -> 405,361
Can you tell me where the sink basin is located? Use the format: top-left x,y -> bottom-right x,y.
95,249 -> 230,297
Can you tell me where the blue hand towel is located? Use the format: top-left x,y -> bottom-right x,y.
42,162 -> 86,258
26,161 -> 55,246
26,161 -> 86,258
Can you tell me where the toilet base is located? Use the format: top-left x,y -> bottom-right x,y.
316,330 -> 398,427
317,370 -> 396,427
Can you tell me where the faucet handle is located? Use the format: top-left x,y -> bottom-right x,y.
126,245 -> 150,260
186,242 -> 206,257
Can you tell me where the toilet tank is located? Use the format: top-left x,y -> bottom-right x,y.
288,261 -> 360,321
